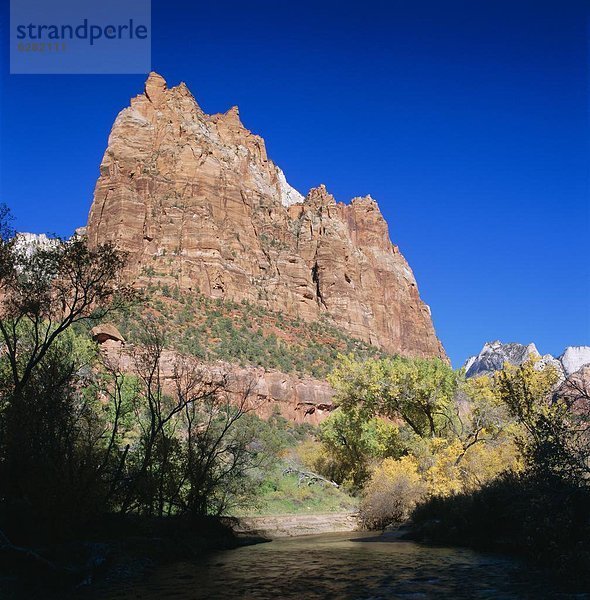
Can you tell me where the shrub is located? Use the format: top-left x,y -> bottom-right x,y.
359,457 -> 426,529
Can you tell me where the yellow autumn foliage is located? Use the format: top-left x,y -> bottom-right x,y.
421,438 -> 464,497
459,436 -> 522,491
359,456 -> 426,528
360,433 -> 522,528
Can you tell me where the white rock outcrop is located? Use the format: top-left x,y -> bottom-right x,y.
463,341 -> 590,379
559,346 -> 590,376
13,232 -> 56,257
276,166 -> 304,207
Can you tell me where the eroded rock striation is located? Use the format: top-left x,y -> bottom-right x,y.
87,72 -> 445,361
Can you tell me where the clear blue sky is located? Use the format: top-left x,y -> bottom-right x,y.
1,0 -> 588,366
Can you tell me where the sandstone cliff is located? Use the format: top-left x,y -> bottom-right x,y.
87,72 -> 445,360
99,339 -> 334,425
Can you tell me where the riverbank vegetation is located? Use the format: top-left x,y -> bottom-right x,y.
411,362 -> 590,585
308,353 -> 590,587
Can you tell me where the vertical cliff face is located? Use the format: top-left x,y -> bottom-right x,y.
87,72 -> 446,360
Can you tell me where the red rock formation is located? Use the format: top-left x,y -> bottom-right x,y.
87,72 -> 446,361
90,323 -> 125,344
555,366 -> 590,414
99,344 -> 334,425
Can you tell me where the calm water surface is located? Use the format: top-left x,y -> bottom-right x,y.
98,532 -> 587,599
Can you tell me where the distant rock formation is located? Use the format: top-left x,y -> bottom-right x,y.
86,72 -> 446,361
464,341 -> 590,379
554,365 -> 590,408
464,341 -> 540,378
13,232 -> 56,257
560,346 -> 590,377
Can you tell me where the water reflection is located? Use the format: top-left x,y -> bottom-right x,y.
96,532 -> 586,599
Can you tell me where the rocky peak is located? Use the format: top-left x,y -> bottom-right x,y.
144,71 -> 167,105
464,340 -> 590,379
305,184 -> 337,207
351,194 -> 377,207
222,105 -> 241,127
13,232 -> 57,258
86,73 -> 446,361
464,341 -> 537,378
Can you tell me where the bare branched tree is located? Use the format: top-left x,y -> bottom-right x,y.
108,318 -> 260,517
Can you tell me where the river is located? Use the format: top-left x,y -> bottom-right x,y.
89,531 -> 586,599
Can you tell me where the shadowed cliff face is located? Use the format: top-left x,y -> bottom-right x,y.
87,72 -> 446,361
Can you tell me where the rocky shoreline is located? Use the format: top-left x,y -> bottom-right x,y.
230,512 -> 359,538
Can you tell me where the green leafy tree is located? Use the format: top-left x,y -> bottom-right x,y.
329,355 -> 459,438
316,408 -> 401,489
0,208 -> 130,537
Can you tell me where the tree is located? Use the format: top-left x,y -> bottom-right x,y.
106,318 -> 262,517
0,234 -> 130,395
329,355 -> 459,438
496,359 -> 589,482
359,456 -> 426,529
410,363 -> 590,584
451,374 -> 515,466
324,355 -> 521,516
0,211 -> 130,538
315,407 -> 401,489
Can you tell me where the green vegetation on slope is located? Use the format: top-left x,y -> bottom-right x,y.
116,284 -> 390,378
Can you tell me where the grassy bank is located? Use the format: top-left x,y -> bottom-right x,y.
240,466 -> 358,516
